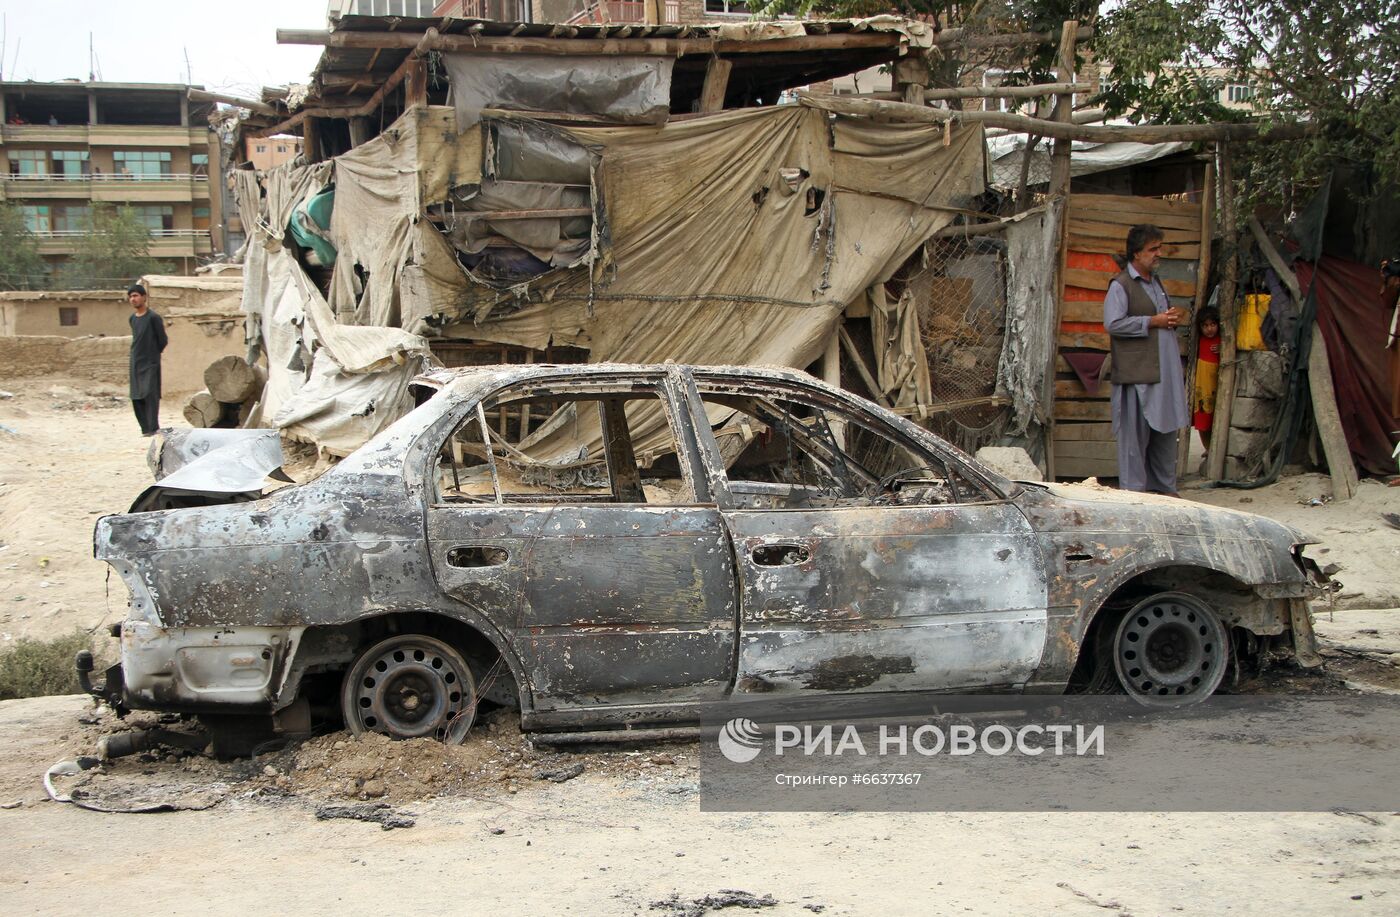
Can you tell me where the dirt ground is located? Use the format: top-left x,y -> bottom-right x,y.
2,377 -> 1400,915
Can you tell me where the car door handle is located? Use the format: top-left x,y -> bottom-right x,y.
751,544 -> 810,567
446,545 -> 510,568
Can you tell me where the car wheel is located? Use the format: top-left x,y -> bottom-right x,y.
341,634 -> 478,743
1112,592 -> 1228,706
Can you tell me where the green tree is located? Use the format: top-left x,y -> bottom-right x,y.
1098,0 -> 1400,204
750,1 -> 1099,94
64,204 -> 162,290
0,202 -> 48,290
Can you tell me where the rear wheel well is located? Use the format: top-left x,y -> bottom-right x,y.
292,611 -> 521,719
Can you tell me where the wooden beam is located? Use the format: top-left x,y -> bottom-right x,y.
1207,144 -> 1239,483
797,93 -> 1318,144
837,325 -> 893,409
1048,20 -> 1079,199
257,27 -> 440,137
1178,159 -> 1215,475
933,24 -> 1094,50
275,27 -> 900,57
186,89 -> 280,117
404,57 -> 429,108
1247,215 -> 1358,499
923,81 -> 1091,102
699,58 -> 732,113
1305,325 -> 1359,500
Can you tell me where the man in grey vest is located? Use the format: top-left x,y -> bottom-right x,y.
1104,224 -> 1189,495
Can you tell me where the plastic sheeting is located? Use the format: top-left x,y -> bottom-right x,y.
986,132 -> 1192,189
996,201 -> 1063,439
443,52 -> 674,128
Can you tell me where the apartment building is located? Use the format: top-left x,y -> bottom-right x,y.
0,80 -> 219,279
245,134 -> 303,170
330,0 -> 755,27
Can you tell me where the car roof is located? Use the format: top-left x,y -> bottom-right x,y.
411,362 -> 821,392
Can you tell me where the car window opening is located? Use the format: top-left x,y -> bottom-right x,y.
434,388 -> 692,506
698,390 -> 989,508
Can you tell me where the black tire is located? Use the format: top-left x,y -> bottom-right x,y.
1112,592 -> 1229,707
340,634 -> 478,743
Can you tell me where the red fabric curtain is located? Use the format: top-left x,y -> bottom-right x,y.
1294,256 -> 1399,476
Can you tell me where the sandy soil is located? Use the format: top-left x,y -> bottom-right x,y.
2,692 -> 1398,917
2,375 -> 1400,914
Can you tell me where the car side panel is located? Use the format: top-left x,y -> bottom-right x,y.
724,503 -> 1049,694
514,504 -> 739,709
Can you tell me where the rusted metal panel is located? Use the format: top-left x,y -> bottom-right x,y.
514,504 -> 738,707
724,503 -> 1048,694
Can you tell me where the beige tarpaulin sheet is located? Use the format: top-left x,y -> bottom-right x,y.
233,159 -> 436,453
239,101 -> 984,459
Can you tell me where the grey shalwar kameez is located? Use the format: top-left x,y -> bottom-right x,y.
1104,264 -> 1189,493
129,309 -> 168,435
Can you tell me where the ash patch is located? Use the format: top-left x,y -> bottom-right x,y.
650,890 -> 779,917
315,802 -> 415,830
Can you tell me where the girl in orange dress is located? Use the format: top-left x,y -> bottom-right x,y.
1193,307 -> 1222,450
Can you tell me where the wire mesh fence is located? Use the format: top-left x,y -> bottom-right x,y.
884,229 -> 1013,454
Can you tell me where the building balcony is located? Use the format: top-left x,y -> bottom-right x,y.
29,228 -> 209,257
566,1 -> 682,24
1,173 -> 209,203
0,123 -> 199,147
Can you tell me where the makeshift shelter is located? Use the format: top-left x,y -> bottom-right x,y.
229,16 -> 995,457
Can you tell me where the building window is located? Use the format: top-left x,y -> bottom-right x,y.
191,153 -> 209,176
128,205 -> 175,232
52,204 -> 90,233
50,150 -> 90,176
704,0 -> 749,11
113,150 -> 173,177
193,205 -> 211,230
276,145 -> 286,153
256,144 -> 267,153
1226,82 -> 1255,103
8,150 -> 47,175
20,205 -> 51,232
59,307 -> 78,326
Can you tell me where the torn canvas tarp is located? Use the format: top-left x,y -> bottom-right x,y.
987,131 -> 1193,189
442,52 -> 674,128
237,101 -> 985,458
996,201 -> 1062,439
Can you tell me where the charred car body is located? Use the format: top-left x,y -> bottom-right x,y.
86,364 -> 1330,748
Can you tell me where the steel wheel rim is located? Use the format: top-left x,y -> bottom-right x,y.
1114,594 -> 1227,706
344,636 -> 476,743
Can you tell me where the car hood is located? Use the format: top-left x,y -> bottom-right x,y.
1021,480 -> 1316,547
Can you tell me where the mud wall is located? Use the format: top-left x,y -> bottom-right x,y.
0,293 -> 131,338
0,314 -> 244,395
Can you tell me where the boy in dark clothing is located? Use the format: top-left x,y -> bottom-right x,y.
127,283 -> 167,436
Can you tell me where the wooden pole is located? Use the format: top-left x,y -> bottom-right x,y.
699,58 -> 732,113
1041,22 -> 1078,480
276,27 -> 901,56
1206,144 -> 1239,482
186,89 -> 280,118
1247,216 -> 1359,500
932,24 -> 1094,50
1047,20 -> 1078,198
1178,159 -> 1215,475
797,93 -> 1318,144
257,28 -> 439,137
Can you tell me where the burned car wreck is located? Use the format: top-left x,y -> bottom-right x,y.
85,364 -> 1330,751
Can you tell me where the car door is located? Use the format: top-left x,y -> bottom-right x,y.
425,371 -> 738,715
683,370 -> 1048,696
